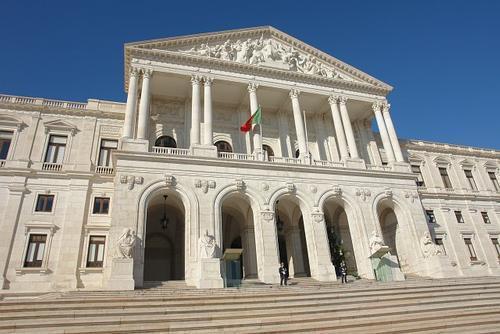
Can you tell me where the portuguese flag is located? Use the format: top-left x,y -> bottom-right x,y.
240,106 -> 262,132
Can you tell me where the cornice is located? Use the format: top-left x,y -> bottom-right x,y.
404,140 -> 500,160
124,26 -> 392,95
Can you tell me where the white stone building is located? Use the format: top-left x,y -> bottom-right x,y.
0,26 -> 498,292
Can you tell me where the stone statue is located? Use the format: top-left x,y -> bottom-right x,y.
116,228 -> 137,259
369,230 -> 385,254
199,229 -> 217,258
421,232 -> 443,258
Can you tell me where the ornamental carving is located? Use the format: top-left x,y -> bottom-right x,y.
355,188 -> 371,201
235,179 -> 245,191
195,179 -> 216,194
164,174 -> 175,187
286,182 -> 295,193
311,210 -> 324,223
384,188 -> 393,198
421,232 -> 443,258
332,185 -> 342,196
120,175 -> 143,190
176,36 -> 355,81
116,228 -> 137,259
309,185 -> 317,194
261,183 -> 269,191
261,211 -> 275,221
404,191 -> 419,203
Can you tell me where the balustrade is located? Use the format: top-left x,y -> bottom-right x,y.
41,162 -> 63,172
95,166 -> 114,175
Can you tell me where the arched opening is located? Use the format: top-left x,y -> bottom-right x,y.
323,199 -> 358,276
143,191 -> 185,282
379,207 -> 400,260
155,135 -> 177,148
221,193 -> 258,281
275,196 -> 311,277
263,144 -> 274,160
295,149 -> 300,158
215,140 -> 233,153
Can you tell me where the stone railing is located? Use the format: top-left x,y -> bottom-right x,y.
366,164 -> 392,171
218,152 -> 256,161
0,94 -> 87,110
41,162 -> 63,172
313,159 -> 344,168
0,160 -> 5,168
95,166 -> 114,175
152,146 -> 190,156
268,156 -> 301,164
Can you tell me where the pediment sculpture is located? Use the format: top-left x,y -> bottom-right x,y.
176,36 -> 355,81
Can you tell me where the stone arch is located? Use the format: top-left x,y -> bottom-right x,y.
372,192 -> 421,272
135,178 -> 199,286
268,186 -> 314,213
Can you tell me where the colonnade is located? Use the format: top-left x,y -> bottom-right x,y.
121,67 -> 404,164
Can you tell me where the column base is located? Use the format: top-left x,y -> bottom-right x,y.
0,276 -> 6,290
107,258 -> 135,291
191,144 -> 218,158
311,263 -> 337,282
198,258 -> 224,289
423,255 -> 459,278
120,138 -> 149,152
344,158 -> 366,169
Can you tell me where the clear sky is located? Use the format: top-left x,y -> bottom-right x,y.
1,0 -> 499,149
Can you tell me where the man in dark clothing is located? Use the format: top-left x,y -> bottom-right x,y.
279,262 -> 288,286
340,261 -> 348,284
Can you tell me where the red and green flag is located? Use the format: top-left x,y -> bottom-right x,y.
240,106 -> 262,132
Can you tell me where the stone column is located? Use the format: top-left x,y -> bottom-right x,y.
339,96 -> 359,159
122,67 -> 139,138
241,227 -> 258,278
203,77 -> 213,146
289,89 -> 308,157
328,95 -> 349,160
248,83 -> 262,158
382,103 -> 404,162
286,227 -> 306,277
254,211 -> 280,284
190,75 -> 201,146
305,210 -> 337,281
0,183 -> 27,289
372,101 -> 395,162
137,69 -> 153,140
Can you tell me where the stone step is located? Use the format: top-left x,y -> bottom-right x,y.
1,297 -> 498,332
1,289 -> 499,321
2,284 -> 499,313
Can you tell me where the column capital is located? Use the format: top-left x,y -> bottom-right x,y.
338,95 -> 348,105
289,89 -> 300,99
381,102 -> 391,113
190,74 -> 202,85
129,67 -> 139,77
247,82 -> 259,93
141,68 -> 153,78
203,76 -> 213,86
327,95 -> 339,105
372,101 -> 382,112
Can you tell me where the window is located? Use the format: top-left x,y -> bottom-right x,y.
154,135 -> 176,148
24,234 -> 47,267
455,211 -> 465,224
97,139 -> 118,167
44,135 -> 67,164
0,130 -> 13,160
411,165 -> 425,187
92,197 -> 110,214
488,172 -> 499,192
263,144 -> 274,160
35,194 -> 54,212
435,238 -> 446,255
215,141 -> 232,153
295,149 -> 300,158
492,238 -> 500,259
439,167 -> 452,189
481,212 -> 491,224
464,170 -> 478,191
425,210 -> 436,224
464,238 -> 477,261
86,236 -> 106,268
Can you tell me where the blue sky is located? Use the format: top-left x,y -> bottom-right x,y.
1,1 -> 499,149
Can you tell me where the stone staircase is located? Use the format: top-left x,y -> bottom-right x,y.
1,276 -> 500,333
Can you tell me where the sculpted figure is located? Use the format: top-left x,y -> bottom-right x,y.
199,229 -> 216,258
421,232 -> 443,258
116,228 -> 137,259
369,230 -> 385,254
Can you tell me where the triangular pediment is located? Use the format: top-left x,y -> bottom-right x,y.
43,119 -> 78,135
125,26 -> 392,92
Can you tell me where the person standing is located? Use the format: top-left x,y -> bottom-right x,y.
340,261 -> 348,284
279,262 -> 288,286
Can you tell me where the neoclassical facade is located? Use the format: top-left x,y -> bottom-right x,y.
0,26 -> 499,291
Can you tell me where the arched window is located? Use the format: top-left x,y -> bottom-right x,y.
155,136 -> 177,148
263,144 -> 275,160
215,141 -> 232,153
295,149 -> 300,158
